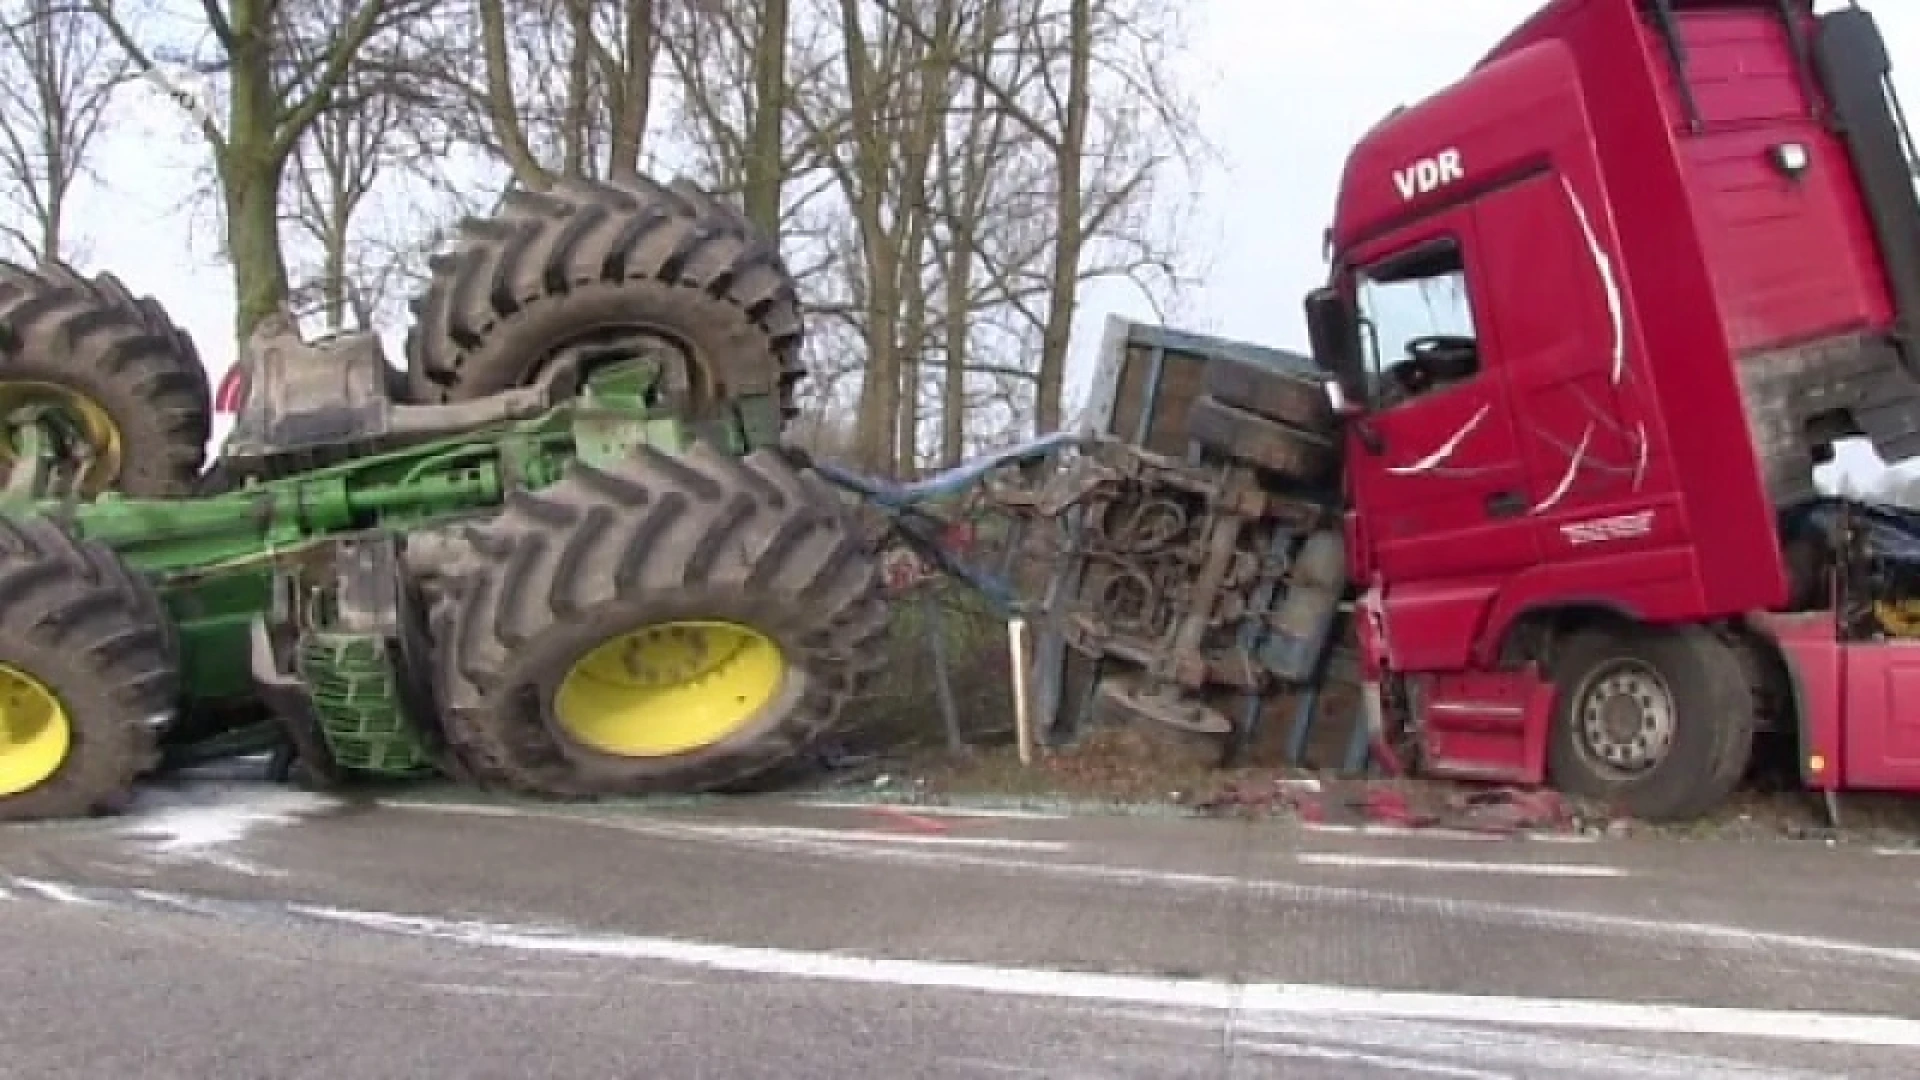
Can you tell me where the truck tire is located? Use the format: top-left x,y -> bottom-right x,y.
430,441 -> 888,798
1546,625 -> 1755,822
0,260 -> 210,496
1203,355 -> 1335,436
1187,394 -> 1338,485
0,517 -> 177,822
404,176 -> 807,424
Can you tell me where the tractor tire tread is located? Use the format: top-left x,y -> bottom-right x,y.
0,516 -> 176,822
430,441 -> 888,799
404,175 -> 806,422
0,259 -> 210,495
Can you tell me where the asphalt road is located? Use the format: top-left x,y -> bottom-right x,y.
3,771 -> 1918,1079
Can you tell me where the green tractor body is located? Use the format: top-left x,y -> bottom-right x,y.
0,176 -> 888,821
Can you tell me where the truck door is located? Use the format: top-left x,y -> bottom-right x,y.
1345,220 -> 1536,669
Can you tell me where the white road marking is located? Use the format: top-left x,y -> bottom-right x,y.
1300,823 -> 1600,845
1303,823 -> 1509,843
1166,1010 -> 1818,1080
382,799 -> 1920,972
11,877 -> 99,906
418,981 -> 597,999
286,901 -> 1920,1048
1242,1039 -> 1510,1079
691,823 -> 1069,852
1294,853 -> 1627,878
798,801 -> 1070,821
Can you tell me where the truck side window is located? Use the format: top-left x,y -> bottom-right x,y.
1355,238 -> 1482,408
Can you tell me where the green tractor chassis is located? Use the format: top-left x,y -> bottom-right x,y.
0,176 -> 888,822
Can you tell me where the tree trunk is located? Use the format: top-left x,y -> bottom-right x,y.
223,0 -> 291,342
1034,0 -> 1092,436
941,236 -> 971,467
605,0 -> 655,184
223,160 -> 292,341
742,0 -> 787,233
563,0 -> 591,177
478,0 -> 551,190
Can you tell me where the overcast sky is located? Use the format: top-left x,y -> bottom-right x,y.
56,0 -> 1920,481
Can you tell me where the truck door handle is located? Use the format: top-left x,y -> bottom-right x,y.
1485,490 -> 1526,518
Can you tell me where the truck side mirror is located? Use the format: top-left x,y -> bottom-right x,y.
1304,287 -> 1367,415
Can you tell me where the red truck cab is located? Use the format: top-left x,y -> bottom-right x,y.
1304,0 -> 1920,819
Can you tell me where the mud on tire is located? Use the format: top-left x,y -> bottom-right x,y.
428,441 -> 889,798
0,517 -> 178,822
404,176 -> 808,423
0,260 -> 211,496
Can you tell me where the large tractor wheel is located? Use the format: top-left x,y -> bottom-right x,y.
1546,625 -> 1756,822
0,260 -> 210,497
0,517 -> 178,822
404,176 -> 807,424
430,441 -> 888,798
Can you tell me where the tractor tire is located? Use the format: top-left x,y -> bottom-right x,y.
430,440 -> 889,798
0,259 -> 210,496
1187,393 -> 1339,486
0,516 -> 177,822
404,176 -> 807,424
1203,355 -> 1335,436
1546,625 -> 1756,822
25,262 -> 212,442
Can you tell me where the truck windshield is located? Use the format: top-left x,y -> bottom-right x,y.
1356,239 -> 1479,400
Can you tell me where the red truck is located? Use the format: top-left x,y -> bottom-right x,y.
1302,0 -> 1920,820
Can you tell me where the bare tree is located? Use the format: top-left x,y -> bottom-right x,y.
438,0 -> 663,190
84,0 -> 430,342
774,0 -> 1206,466
0,0 -> 129,263
279,0 -> 463,333
927,0 -> 1205,435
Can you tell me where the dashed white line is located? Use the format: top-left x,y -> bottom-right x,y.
798,801 -> 1070,821
1294,853 -> 1628,878
1301,822 -> 1600,844
381,799 -> 1920,973
1241,1039 -> 1510,1079
10,877 -> 99,906
688,824 -> 1070,852
286,901 -> 1920,1048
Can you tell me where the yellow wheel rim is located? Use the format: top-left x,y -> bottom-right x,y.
554,620 -> 786,757
0,661 -> 71,798
0,380 -> 124,493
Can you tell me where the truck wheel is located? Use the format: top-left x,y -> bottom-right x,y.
0,517 -> 177,822
1187,393 -> 1338,485
1203,356 -> 1335,436
430,441 -> 888,798
1546,626 -> 1755,822
404,176 -> 807,424
0,260 -> 210,496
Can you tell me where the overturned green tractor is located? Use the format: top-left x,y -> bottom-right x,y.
0,176 -> 889,822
